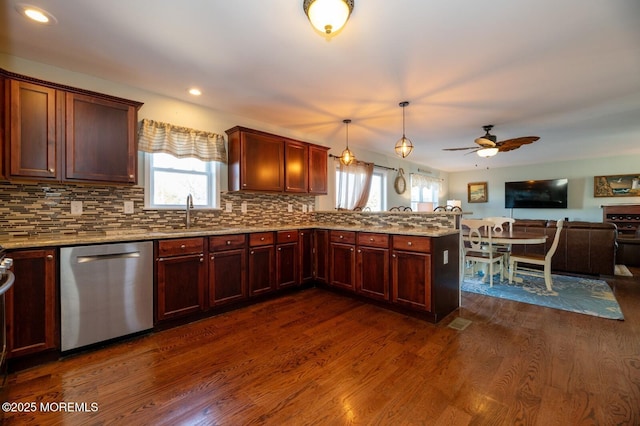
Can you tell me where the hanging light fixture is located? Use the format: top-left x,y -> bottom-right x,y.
303,0 -> 354,35
477,147 -> 499,157
394,101 -> 414,158
340,119 -> 355,166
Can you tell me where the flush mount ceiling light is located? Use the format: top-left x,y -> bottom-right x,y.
394,101 -> 414,159
340,119 -> 355,166
15,3 -> 58,25
303,0 -> 354,35
188,88 -> 202,96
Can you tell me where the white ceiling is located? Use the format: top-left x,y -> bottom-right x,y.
2,0 -> 640,172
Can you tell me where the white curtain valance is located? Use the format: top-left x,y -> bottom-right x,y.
138,118 -> 227,163
410,173 -> 442,191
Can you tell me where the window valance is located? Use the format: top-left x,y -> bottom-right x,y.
138,118 -> 227,163
410,173 -> 442,191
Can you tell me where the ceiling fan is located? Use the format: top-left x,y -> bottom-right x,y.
444,125 -> 540,157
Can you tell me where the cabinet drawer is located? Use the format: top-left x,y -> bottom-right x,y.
357,232 -> 389,248
392,235 -> 431,253
210,234 -> 247,251
330,230 -> 356,244
277,230 -> 299,244
158,238 -> 204,257
249,232 -> 275,247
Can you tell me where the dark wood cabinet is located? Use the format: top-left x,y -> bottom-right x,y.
603,204 -> 640,237
308,144 -> 329,194
6,248 -> 57,358
226,126 -> 328,194
276,230 -> 299,289
6,80 -> 61,181
299,230 -> 314,284
65,92 -> 137,183
314,229 -> 329,284
356,233 -> 390,301
329,230 -> 356,291
392,246 -> 432,311
248,232 -> 275,296
209,235 -> 247,306
285,140 -> 308,193
2,70 -> 142,185
155,238 -> 206,322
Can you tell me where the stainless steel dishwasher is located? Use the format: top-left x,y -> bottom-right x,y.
60,241 -> 153,351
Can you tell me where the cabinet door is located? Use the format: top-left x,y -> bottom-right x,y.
276,242 -> 299,289
357,246 -> 390,300
308,145 -> 329,194
284,140 -> 308,193
210,248 -> 247,306
391,250 -> 432,311
6,248 -> 57,358
314,229 -> 329,283
241,131 -> 284,191
249,245 -> 275,296
299,230 -> 314,284
65,92 -> 136,183
330,242 -> 356,291
156,253 -> 206,321
8,80 -> 60,180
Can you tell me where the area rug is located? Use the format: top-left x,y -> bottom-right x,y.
462,273 -> 624,320
615,264 -> 633,277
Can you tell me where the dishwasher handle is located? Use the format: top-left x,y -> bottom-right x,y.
76,251 -> 141,263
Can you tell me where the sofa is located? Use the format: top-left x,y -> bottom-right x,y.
510,219 -> 617,276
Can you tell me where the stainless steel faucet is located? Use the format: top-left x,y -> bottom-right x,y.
186,193 -> 194,228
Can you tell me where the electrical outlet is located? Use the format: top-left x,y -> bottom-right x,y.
241,201 -> 247,213
308,204 -> 314,212
225,202 -> 232,213
287,204 -> 293,213
302,205 -> 308,213
124,201 -> 134,214
71,201 -> 83,215
443,250 -> 449,264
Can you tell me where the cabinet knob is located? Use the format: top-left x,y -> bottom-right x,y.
287,234 -> 291,238
48,168 -> 55,173
46,254 -> 54,260
243,183 -> 247,187
369,238 -> 374,242
250,250 -> 255,255
339,235 -> 344,239
200,257 -> 203,263
260,237 -> 265,241
350,248 -> 354,252
211,256 -> 215,260
129,174 -> 135,179
181,244 -> 186,249
407,241 -> 413,246
392,254 -> 397,258
358,249 -> 361,253
278,247 -> 282,251
226,241 -> 231,245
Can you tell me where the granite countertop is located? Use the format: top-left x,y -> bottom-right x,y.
0,224 -> 459,249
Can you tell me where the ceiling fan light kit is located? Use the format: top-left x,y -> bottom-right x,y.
303,0 -> 354,35
340,119 -> 355,166
477,147 -> 499,157
443,124 -> 540,158
394,101 -> 414,158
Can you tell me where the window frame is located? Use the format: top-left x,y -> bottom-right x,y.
334,165 -> 387,212
144,152 -> 220,210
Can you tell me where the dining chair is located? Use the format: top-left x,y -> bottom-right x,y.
508,219 -> 564,292
483,216 -> 516,273
461,219 -> 506,287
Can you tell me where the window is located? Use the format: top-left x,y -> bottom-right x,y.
145,152 -> 219,209
410,173 -> 441,211
335,166 -> 387,212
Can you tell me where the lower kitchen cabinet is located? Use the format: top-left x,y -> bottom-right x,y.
314,229 -> 329,284
6,248 -> 58,358
155,238 -> 206,322
299,230 -> 314,285
356,233 -> 390,301
392,244 -> 432,311
209,234 -> 247,306
329,230 -> 356,291
276,230 -> 299,289
248,232 -> 275,297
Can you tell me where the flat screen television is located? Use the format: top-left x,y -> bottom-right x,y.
505,178 -> 568,209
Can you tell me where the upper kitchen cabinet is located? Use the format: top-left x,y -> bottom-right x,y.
1,69 -> 142,184
226,126 -> 329,194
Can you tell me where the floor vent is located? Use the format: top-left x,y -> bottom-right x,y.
447,317 -> 472,331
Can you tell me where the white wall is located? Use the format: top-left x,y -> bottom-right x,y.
448,155 -> 640,222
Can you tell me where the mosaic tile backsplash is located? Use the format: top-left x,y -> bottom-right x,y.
0,182 -> 456,237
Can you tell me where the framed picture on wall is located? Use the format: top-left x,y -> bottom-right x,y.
594,174 -> 640,197
468,182 -> 488,203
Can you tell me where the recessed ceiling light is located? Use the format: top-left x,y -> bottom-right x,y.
16,3 -> 57,25
188,88 -> 202,96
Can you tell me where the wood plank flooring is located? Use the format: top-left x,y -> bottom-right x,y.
4,269 -> 640,425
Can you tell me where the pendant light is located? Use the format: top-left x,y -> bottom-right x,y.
340,119 -> 355,166
394,101 -> 414,158
303,0 -> 354,35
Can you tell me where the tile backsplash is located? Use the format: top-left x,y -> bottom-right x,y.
0,182 -> 457,238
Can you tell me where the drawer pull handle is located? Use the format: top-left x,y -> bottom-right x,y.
287,234 -> 291,238
370,238 -> 374,242
408,241 -> 413,246
180,244 -> 186,249
260,237 -> 265,241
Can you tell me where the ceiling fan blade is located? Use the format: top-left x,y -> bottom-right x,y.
442,146 -> 478,151
497,136 -> 540,152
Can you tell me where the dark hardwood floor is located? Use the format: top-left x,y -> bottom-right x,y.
4,269 -> 640,425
